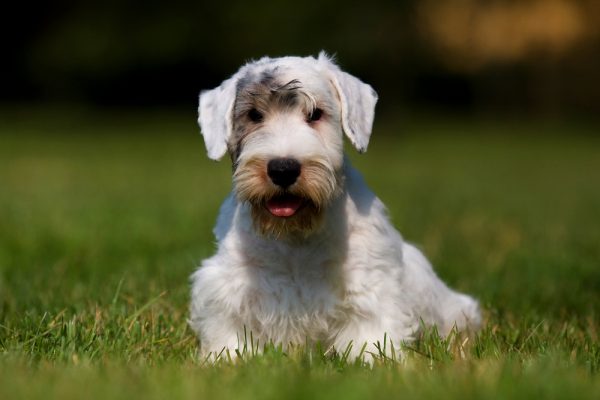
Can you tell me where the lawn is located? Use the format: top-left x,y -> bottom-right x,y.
1,109 -> 599,399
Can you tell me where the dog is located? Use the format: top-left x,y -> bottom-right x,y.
190,52 -> 481,361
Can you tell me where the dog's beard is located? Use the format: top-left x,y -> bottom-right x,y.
233,158 -> 342,239
250,198 -> 322,239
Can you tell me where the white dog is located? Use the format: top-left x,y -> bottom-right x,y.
190,52 -> 481,361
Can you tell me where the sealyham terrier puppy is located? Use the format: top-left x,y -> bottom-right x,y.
190,52 -> 481,361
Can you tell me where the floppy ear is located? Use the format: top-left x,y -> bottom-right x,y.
319,52 -> 378,153
198,74 -> 239,160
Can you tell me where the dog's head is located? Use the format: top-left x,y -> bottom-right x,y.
198,52 -> 377,238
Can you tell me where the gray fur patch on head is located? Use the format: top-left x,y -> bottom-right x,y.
234,76 -> 317,118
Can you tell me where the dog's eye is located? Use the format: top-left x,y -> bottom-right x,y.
248,108 -> 263,123
307,108 -> 323,123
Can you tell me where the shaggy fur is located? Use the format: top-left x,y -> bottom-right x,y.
190,52 -> 481,361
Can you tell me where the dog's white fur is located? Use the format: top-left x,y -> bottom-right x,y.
190,52 -> 481,360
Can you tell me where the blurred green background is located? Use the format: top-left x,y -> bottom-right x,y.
2,0 -> 600,327
2,0 -> 599,338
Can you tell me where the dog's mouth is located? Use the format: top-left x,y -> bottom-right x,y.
265,194 -> 305,217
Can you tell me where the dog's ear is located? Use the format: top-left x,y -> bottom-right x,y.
198,74 -> 239,161
319,52 -> 378,153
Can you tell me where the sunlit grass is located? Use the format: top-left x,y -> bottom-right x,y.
1,110 -> 599,398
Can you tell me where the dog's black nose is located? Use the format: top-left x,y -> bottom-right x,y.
267,158 -> 301,188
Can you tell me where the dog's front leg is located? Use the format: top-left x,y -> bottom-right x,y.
333,318 -> 408,363
195,316 -> 250,362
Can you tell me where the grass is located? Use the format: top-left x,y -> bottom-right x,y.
1,109 -> 599,399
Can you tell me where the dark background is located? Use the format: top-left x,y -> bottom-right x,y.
2,0 -> 600,118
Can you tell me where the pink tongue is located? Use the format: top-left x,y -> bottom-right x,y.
266,196 -> 302,217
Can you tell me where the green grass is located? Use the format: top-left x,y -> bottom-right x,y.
1,110 -> 599,399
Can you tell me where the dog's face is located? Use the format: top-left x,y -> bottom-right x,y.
198,53 -> 378,238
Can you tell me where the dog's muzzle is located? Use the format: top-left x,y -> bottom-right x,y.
265,158 -> 305,218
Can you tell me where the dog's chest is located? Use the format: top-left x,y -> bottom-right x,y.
240,243 -> 345,341
251,248 -> 341,305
